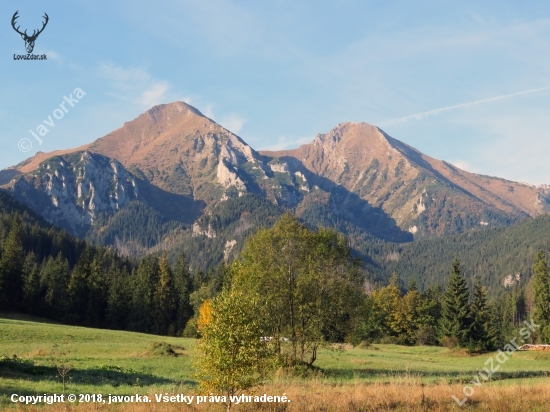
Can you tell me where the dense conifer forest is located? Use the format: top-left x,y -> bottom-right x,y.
365,215 -> 550,294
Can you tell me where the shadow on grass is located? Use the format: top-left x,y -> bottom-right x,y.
324,367 -> 550,383
0,357 -> 195,388
0,312 -> 62,325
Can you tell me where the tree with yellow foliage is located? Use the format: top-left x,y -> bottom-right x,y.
195,290 -> 272,411
197,298 -> 213,331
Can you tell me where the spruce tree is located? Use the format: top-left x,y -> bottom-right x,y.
407,278 -> 418,293
439,259 -> 471,346
130,255 -> 159,332
469,281 -> 494,351
153,252 -> 176,335
85,254 -> 106,327
173,251 -> 194,335
0,214 -> 24,310
22,251 -> 40,314
106,267 -> 130,330
414,286 -> 441,345
67,247 -> 93,323
532,250 -> 550,342
41,253 -> 70,320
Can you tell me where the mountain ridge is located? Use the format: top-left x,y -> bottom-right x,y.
261,121 -> 549,236
261,121 -> 547,217
2,101 -> 549,263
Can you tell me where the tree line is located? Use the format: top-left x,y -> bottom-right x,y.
0,207 -> 227,336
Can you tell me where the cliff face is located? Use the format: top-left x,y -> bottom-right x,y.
8,151 -> 139,235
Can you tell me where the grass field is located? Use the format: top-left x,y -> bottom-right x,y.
2,315 -> 550,410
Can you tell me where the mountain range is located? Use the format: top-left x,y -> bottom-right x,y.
1,101 -> 549,271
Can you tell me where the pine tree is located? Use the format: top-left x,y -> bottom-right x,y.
439,259 -> 471,347
532,250 -> 550,342
0,214 -> 24,310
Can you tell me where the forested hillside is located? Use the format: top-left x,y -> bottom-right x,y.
366,215 -> 550,295
0,189 -> 199,335
0,190 -> 89,272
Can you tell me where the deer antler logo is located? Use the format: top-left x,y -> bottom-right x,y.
11,11 -> 49,54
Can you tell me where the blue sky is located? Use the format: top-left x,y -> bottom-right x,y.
1,1 -> 550,184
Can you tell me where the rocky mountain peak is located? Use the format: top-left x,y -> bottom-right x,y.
312,122 -> 388,153
146,101 -> 205,120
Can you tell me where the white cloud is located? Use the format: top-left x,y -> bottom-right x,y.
449,160 -> 473,172
219,115 -> 246,134
198,104 -> 246,133
101,0 -> 266,60
139,82 -> 170,108
98,64 -> 149,83
202,104 -> 214,119
258,136 -> 313,151
379,86 -> 550,126
430,101 -> 550,186
98,63 -> 188,108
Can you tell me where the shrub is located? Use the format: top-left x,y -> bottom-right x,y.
196,290 -> 273,410
182,318 -> 198,338
148,342 -> 184,357
440,336 -> 460,349
416,325 -> 437,346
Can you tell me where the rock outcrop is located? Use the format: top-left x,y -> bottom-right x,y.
7,151 -> 139,235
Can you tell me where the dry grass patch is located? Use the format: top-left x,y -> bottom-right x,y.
27,348 -> 53,357
11,381 -> 550,411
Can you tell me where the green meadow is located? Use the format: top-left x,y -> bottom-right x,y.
1,315 -> 550,408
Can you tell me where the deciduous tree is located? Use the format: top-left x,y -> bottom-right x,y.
232,215 -> 362,365
196,291 -> 271,411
